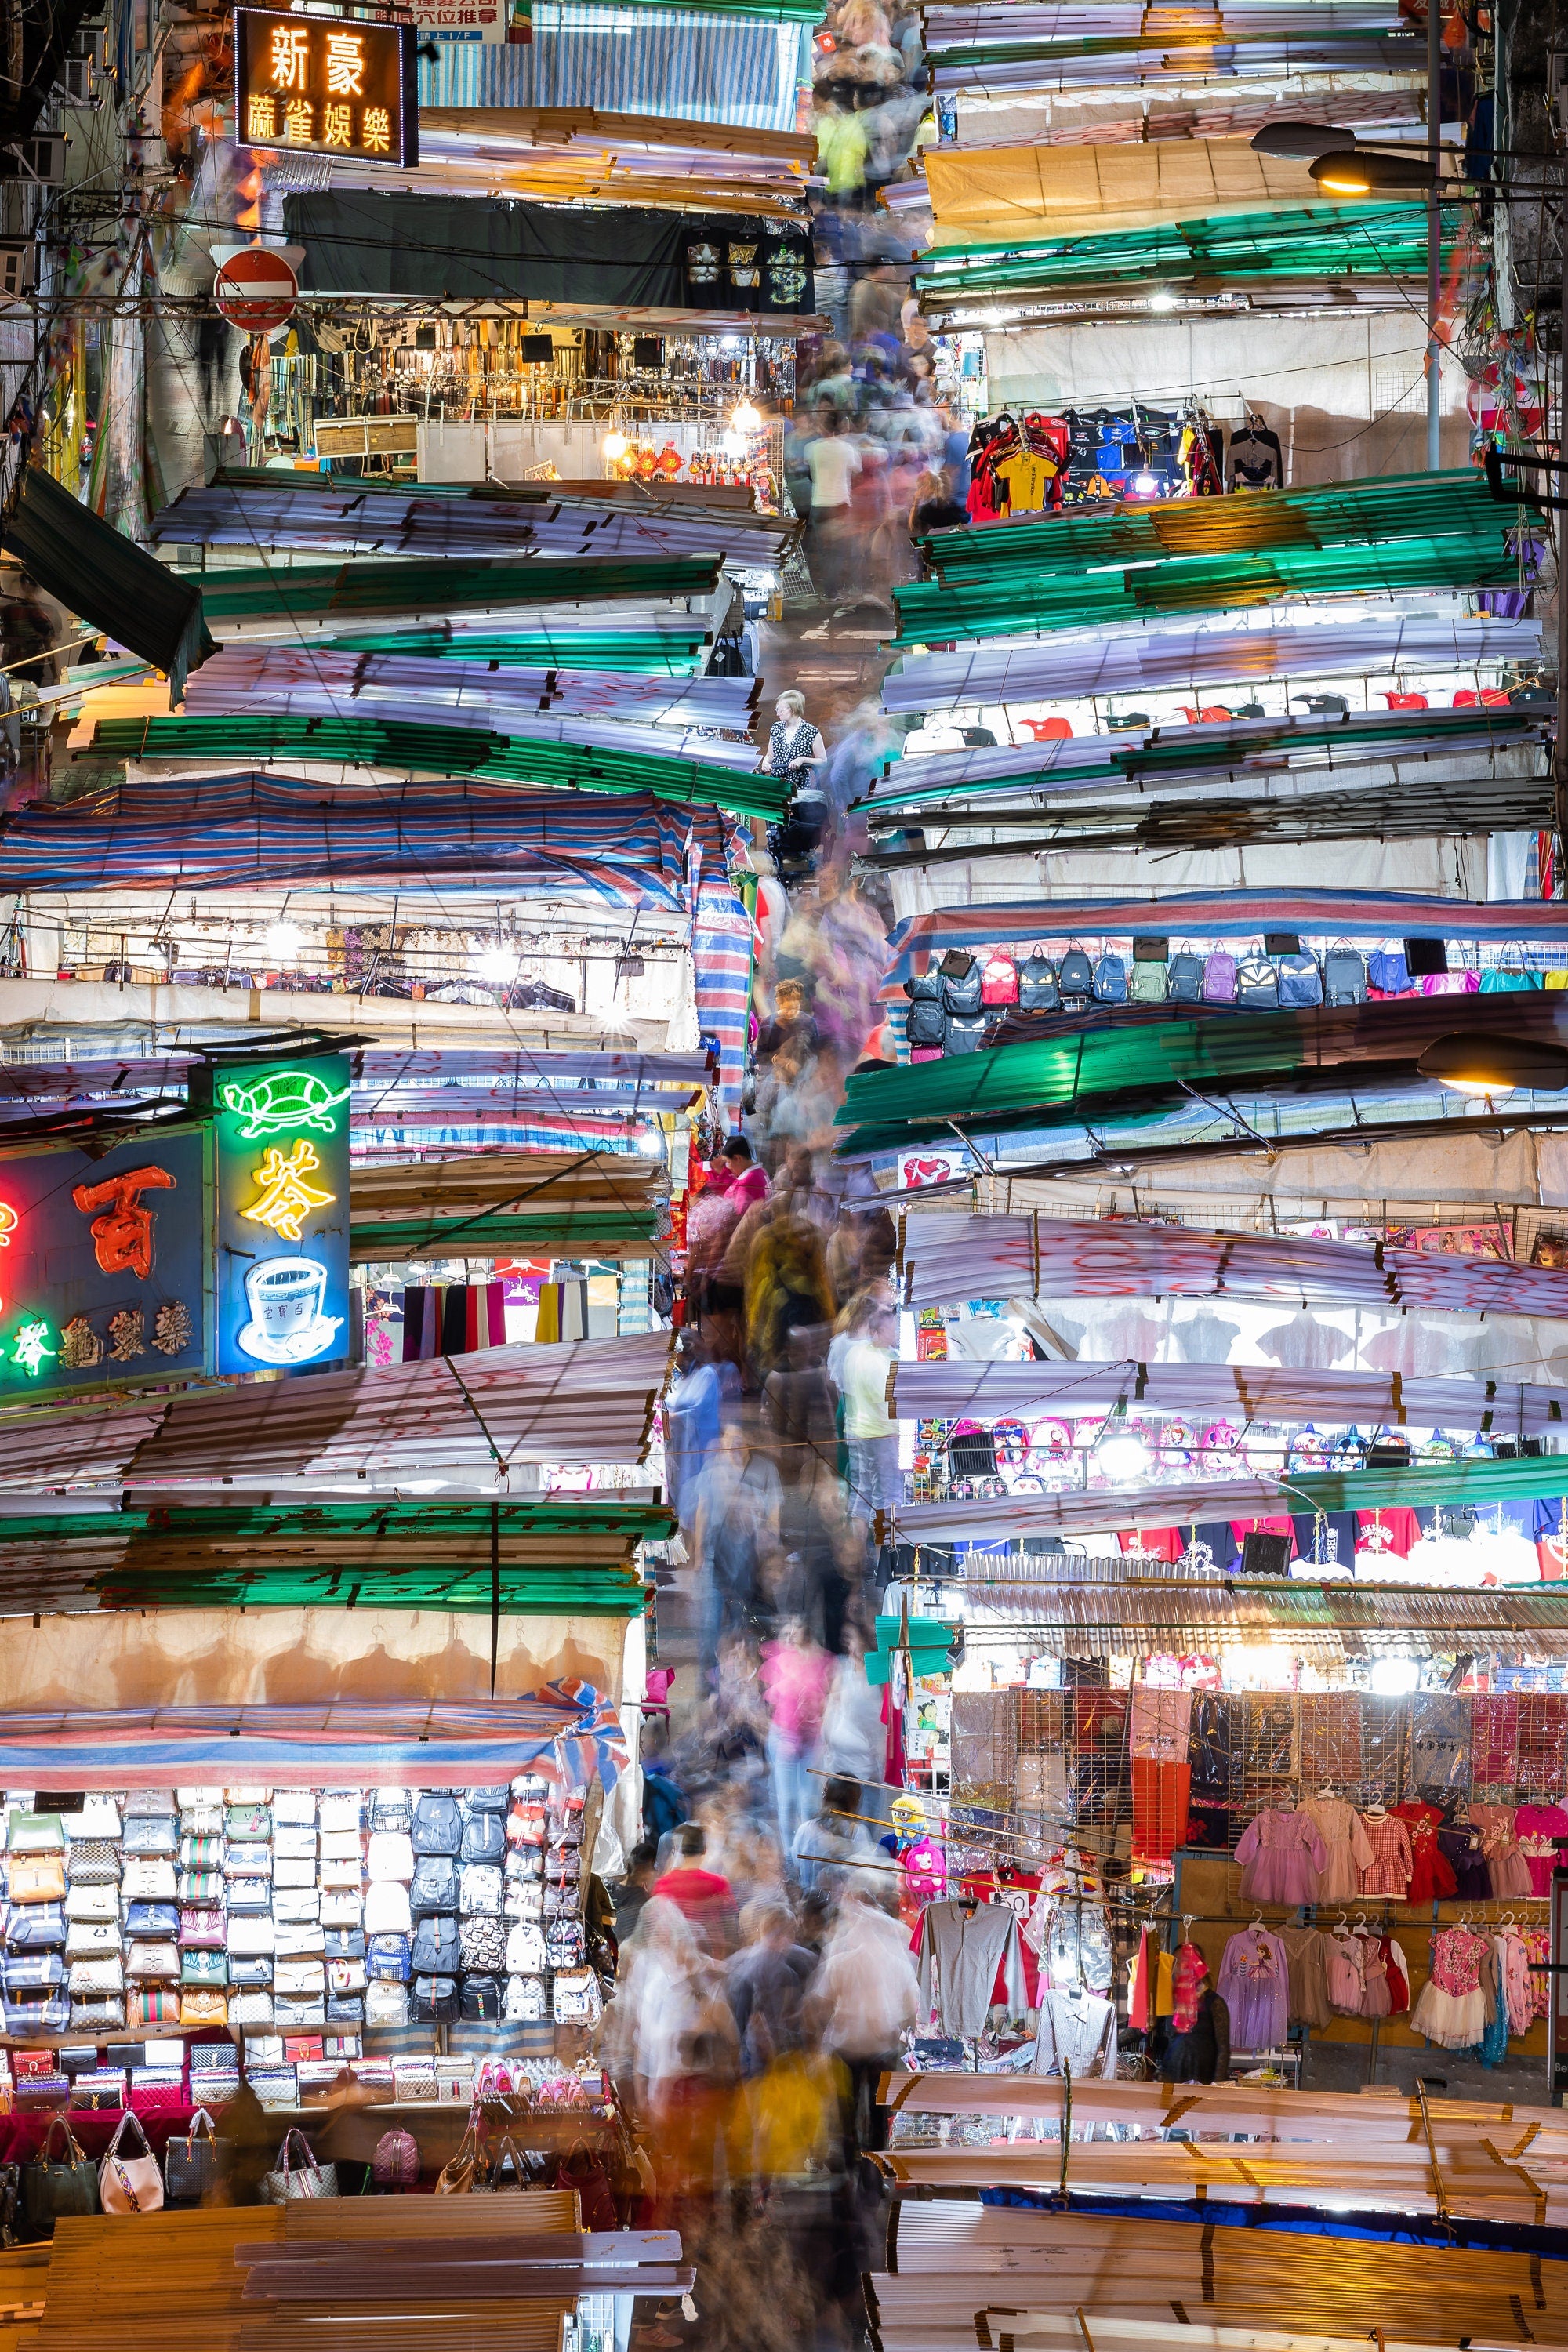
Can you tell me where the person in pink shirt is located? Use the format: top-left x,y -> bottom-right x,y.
652,1821 -> 740,1958
761,1618 -> 833,1862
720,1134 -> 769,1210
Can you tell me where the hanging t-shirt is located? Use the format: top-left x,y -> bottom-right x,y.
993,449 -> 1058,514
1227,424 -> 1283,489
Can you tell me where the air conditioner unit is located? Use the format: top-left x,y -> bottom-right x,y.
60,54 -> 95,102
0,136 -> 68,183
0,243 -> 38,300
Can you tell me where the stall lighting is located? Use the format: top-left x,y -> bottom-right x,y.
1131,470 -> 1159,495
1369,1657 -> 1421,1695
263,917 -> 302,960
1148,291 -> 1180,312
1416,1029 -> 1568,1096
1095,1418 -> 1150,1485
474,942 -> 522,985
602,432 -> 628,460
1250,119 -> 1347,161
731,399 -> 761,433
721,430 -> 747,459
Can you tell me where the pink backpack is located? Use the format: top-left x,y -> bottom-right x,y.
981,952 -> 1020,1006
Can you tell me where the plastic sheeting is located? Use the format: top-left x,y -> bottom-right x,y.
924,134 -> 1322,245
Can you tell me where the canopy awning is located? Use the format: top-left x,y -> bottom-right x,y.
924,136 -> 1321,245
1,467 -> 217,703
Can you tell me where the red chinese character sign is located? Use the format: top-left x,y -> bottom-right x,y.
234,8 -> 418,165
0,1131 -> 209,1399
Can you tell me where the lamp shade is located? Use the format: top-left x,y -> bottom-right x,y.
1417,1030 -> 1568,1092
1250,121 -> 1347,159
1311,147 -> 1433,196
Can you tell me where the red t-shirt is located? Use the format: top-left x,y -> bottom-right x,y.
653,1865 -> 739,1952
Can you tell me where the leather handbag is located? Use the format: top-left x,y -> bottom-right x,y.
122,1819 -> 177,1858
63,1882 -> 117,1922
124,1789 -> 177,1817
411,1795 -> 461,1857
180,1988 -> 229,2027
125,1902 -> 180,1938
459,1812 -> 505,1866
460,1974 -> 501,2023
318,1857 -> 362,1890
411,1915 -> 459,1974
318,1791 -> 362,1834
228,1917 -> 275,1955
122,1860 -> 177,1904
66,1842 -> 120,1885
76,1795 -> 121,1836
274,1828 -> 317,1861
65,1921 -> 121,1958
273,1889 -> 320,1924
6,1903 -> 65,1949
274,1997 -> 326,2029
180,1806 -> 224,1837
7,1813 -> 64,1855
410,1974 -> 458,2024
327,1957 -> 366,1994
273,1791 -> 316,1827
320,1893 -> 363,1926
370,1788 -> 412,1834
165,2109 -> 221,2207
260,2129 -> 338,2204
10,1860 -> 66,1904
409,1857 -> 457,1917
179,1836 -> 223,1868
274,1923 -> 325,1957
67,1957 -> 124,1994
125,1942 -> 180,1979
99,2112 -> 164,2216
367,1831 -> 414,1884
20,2118 -> 97,2238
274,1960 -> 325,1995
180,1950 -> 227,1987
129,1987 -> 182,2027
228,1956 -> 274,1990
435,2121 -> 485,2195
181,1907 -> 227,1947
224,1805 -> 270,1839
225,1843 -> 272,1878
227,1991 -> 274,2026
180,1871 -> 225,1905
554,2139 -> 618,2231
227,1879 -> 271,1914
272,1857 -> 316,1890
70,1997 -> 126,2031
324,1929 -> 366,1960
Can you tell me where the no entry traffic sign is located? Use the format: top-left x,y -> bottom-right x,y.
213,246 -> 298,334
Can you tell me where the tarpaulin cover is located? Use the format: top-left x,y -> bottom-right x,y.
1,466 -> 216,702
924,135 -> 1322,245
284,191 -> 811,311
897,1209 -> 1568,1316
0,1679 -> 626,1788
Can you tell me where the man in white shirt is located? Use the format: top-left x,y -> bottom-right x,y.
804,408 -> 862,603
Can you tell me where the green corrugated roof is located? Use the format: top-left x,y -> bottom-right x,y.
1292,1456 -> 1568,1512
98,1566 -> 650,1614
321,628 -> 707,675
89,715 -> 785,821
350,1210 -> 661,1260
917,203 -> 1451,304
198,552 -> 721,625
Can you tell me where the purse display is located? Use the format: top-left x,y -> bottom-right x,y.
99,2112 -> 164,2216
129,1987 -> 182,2027
10,1860 -> 66,1904
180,1988 -> 229,2027
8,1814 -> 64,1855
65,1842 -> 120,1885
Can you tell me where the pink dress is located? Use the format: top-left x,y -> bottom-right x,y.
1410,1925 -> 1490,2049
1472,1804 -> 1534,1900
1359,1811 -> 1414,1898
1513,1803 -> 1568,1898
1325,1933 -> 1365,2014
1235,1809 -> 1327,1906
1301,1796 -> 1375,1903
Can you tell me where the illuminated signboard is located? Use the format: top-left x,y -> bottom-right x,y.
0,1129 -> 210,1400
207,1051 -> 353,1377
234,8 -> 419,166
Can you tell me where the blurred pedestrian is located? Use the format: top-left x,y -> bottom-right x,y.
792,1774 -> 887,1901
808,1886 -> 921,2151
725,1895 -> 817,2074
691,1421 -> 782,1677
761,1617 -> 833,1857
654,1821 -> 741,1958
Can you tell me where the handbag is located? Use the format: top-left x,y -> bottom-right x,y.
65,1842 -> 119,1885
20,2118 -> 98,2238
411,1916 -> 459,1974
367,1831 -> 414,1883
70,1997 -> 126,2031
460,1915 -> 506,1971
260,2129 -> 338,2204
370,1789 -> 412,1835
365,1980 -> 408,2028
63,1882 -> 117,1922
275,1960 -> 325,1995
364,1882 -> 412,1936
273,1791 -> 317,1827
435,2121 -> 485,2195
228,1956 -> 274,1989
129,1987 -> 183,2027
552,1969 -> 603,2025
65,1921 -> 121,1958
327,1957 -> 366,1994
459,1864 -> 503,1916
180,1989 -> 229,2027
225,1842 -> 272,1878
3,1952 -> 64,1993
180,1806 -> 225,1837
76,1795 -> 121,1837
554,2138 -> 617,2231
179,1835 -> 223,1868
165,2109 -> 221,2207
372,2129 -> 421,2188
410,1975 -> 457,2024
126,1941 -> 180,1979
275,1997 -> 326,2029
228,1991 -> 275,2027
321,1893 -> 363,1927
272,1857 -> 317,1890
125,1902 -> 180,1938
181,1950 -> 228,1987
67,1958 -> 124,1994
273,1889 -> 320,1924
274,1828 -> 318,1861
506,1921 -> 546,1973
318,1791 -> 362,1835
460,1975 -> 500,2023
6,1903 -> 65,1949
325,1995 -> 364,2028
122,1819 -> 177,1858
7,1813 -> 64,1855
459,1812 -> 504,1866
227,1879 -> 271,1914
181,1907 -> 227,1947
10,1860 -> 66,1904
227,1916 -> 276,1956
274,1924 -> 325,1957
122,1860 -> 177,1904
318,1857 -> 362,1891
99,2112 -> 164,2216
124,1789 -> 177,1817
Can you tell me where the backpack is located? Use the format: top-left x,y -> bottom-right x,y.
940,955 -> 983,1016
460,1915 -> 506,1971
370,1789 -> 412,1835
1058,947 -> 1094,998
411,1795 -> 462,1857
1324,949 -> 1368,1006
408,1857 -> 458,1917
1128,957 -> 1166,1004
459,1811 -> 505,1867
1277,952 -> 1323,1008
504,1973 -> 547,2022
410,1976 -> 458,2024
465,1786 -> 510,1816
1235,955 -> 1278,1008
460,1864 -> 503,1916
459,1975 -> 502,2023
365,1980 -> 408,2028
1167,952 -> 1204,1004
980,952 -> 1019,1006
1091,953 -> 1127,1004
366,1933 -> 411,1983
1201,951 -> 1237,1004
506,1918 -> 548,1973
363,1880 -> 412,1937
641,1766 -> 687,1846
905,996 -> 946,1047
943,1012 -> 988,1054
1016,950 -> 1059,1013
410,1915 -> 460,1974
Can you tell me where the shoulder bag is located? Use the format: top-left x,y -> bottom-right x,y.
99,2112 -> 164,2216
165,2109 -> 221,2207
20,2118 -> 97,2238
260,2129 -> 338,2204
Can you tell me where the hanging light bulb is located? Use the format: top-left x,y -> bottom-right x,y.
603,431 -> 628,460
474,942 -> 521,985
731,398 -> 761,433
264,918 -> 301,960
1095,1410 -> 1150,1486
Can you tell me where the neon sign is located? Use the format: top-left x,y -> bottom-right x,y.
219,1067 -> 352,1142
240,1139 -> 336,1243
11,1318 -> 54,1377
71,1166 -> 176,1280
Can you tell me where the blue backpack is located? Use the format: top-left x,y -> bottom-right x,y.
1092,953 -> 1127,1004
367,1933 -> 411,1983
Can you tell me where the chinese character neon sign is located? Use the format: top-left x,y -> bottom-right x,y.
234,8 -> 418,165
71,1166 -> 176,1281
240,1139 -> 337,1244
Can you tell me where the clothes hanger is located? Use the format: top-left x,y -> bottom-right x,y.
1248,1910 -> 1265,1932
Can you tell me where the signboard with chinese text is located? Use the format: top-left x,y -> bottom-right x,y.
0,1128 -> 210,1401
206,1052 -> 352,1377
417,0 -> 506,41
234,8 -> 418,165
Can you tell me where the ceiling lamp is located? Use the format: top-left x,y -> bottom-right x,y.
1095,1411 -> 1150,1486
731,399 -> 761,433
1417,1030 -> 1568,1096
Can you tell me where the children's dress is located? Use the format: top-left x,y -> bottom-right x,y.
1217,1927 -> 1289,2048
1410,1925 -> 1490,2049
1391,1801 -> 1458,1902
1235,1808 -> 1327,1906
1301,1796 -> 1374,1902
